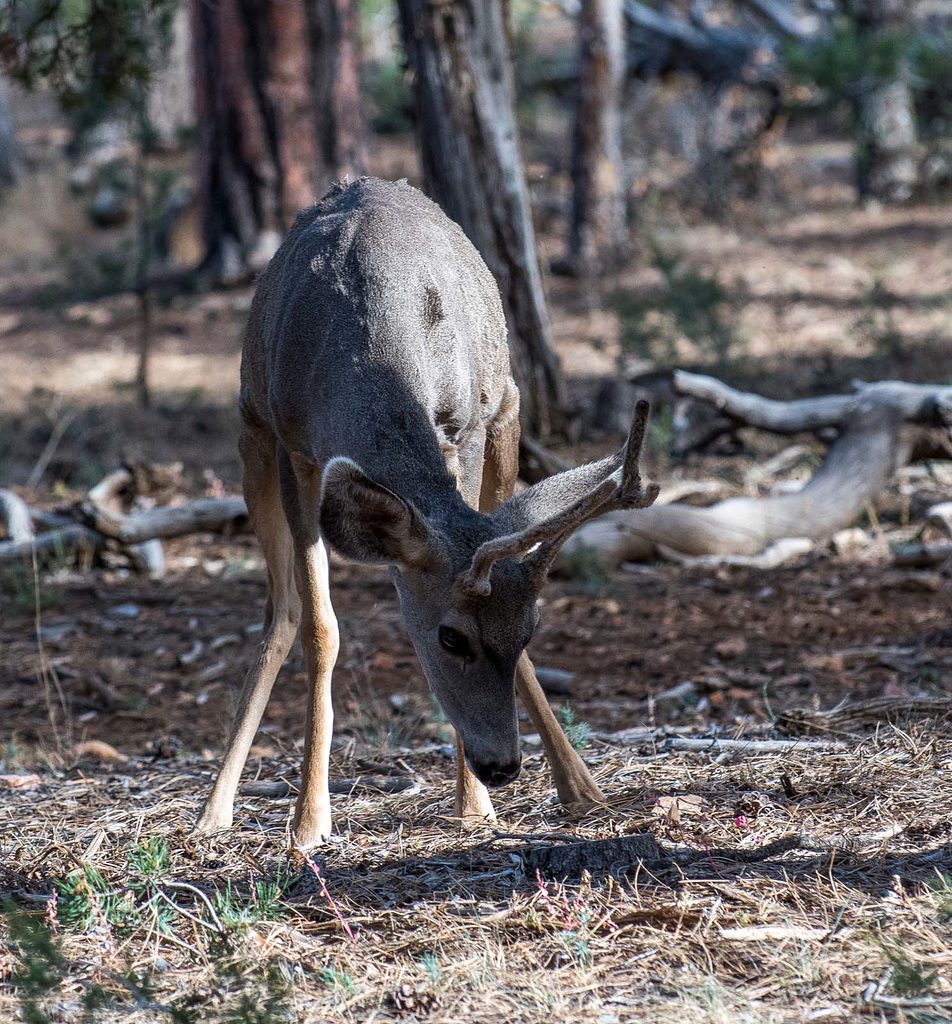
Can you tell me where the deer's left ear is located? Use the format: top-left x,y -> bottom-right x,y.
319,458 -> 446,571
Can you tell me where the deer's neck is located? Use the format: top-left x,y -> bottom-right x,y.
319,377 -> 484,532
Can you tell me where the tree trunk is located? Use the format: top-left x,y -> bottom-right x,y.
147,4 -> 194,150
852,0 -> 919,203
308,0 -> 368,183
0,72 -> 21,190
567,0 -> 628,276
395,0 -> 567,437
191,0 -> 367,282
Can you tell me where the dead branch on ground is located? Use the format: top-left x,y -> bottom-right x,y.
558,373 -> 952,570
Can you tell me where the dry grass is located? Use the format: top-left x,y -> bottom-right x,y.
3,715 -> 952,1023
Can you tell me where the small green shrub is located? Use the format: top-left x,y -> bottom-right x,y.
315,966 -> 357,996
557,704 -> 591,752
127,836 -> 171,881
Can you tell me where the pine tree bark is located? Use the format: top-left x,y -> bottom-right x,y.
395,0 -> 567,437
567,0 -> 628,277
851,0 -> 919,203
191,0 -> 367,282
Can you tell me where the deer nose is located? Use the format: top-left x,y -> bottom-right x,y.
473,759 -> 521,788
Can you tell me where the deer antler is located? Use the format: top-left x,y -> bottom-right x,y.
459,401 -> 660,598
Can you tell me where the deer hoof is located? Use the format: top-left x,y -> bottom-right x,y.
291,806 -> 332,853
193,805 -> 234,836
557,776 -> 606,810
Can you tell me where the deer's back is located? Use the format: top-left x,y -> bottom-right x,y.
240,177 -> 511,482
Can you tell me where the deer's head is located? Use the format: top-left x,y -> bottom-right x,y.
318,402 -> 659,788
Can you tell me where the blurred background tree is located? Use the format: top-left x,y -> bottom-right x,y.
193,0 -> 368,282
2,0 -> 952,431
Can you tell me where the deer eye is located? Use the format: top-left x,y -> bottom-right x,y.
439,626 -> 472,658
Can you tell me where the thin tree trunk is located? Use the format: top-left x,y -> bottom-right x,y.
0,72 -> 21,190
851,0 -> 919,203
568,0 -> 628,276
307,0 -> 367,181
191,0 -> 367,282
395,0 -> 567,437
147,4 -> 194,150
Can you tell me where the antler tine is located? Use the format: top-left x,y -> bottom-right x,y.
613,399 -> 660,512
460,478 -> 617,598
459,401 -> 660,598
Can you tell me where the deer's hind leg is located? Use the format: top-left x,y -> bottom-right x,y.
195,421 -> 301,835
480,411 -> 605,809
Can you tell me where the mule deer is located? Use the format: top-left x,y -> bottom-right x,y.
195,177 -> 658,850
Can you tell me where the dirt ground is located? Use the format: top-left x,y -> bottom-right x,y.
2,117 -> 952,1021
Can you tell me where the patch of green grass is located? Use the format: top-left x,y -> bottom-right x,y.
4,903 -> 66,1024
557,704 -> 591,752
886,947 -> 938,997
55,863 -> 118,932
0,561 -> 65,613
3,901 -> 292,1024
221,966 -> 293,1024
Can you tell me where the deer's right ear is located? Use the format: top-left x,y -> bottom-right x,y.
319,458 -> 445,571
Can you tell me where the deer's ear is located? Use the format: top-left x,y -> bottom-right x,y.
319,458 -> 445,570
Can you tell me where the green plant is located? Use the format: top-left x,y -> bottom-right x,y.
221,966 -> 293,1024
128,836 -> 171,881
419,951 -> 442,983
361,57 -> 412,135
929,872 -> 952,923
616,243 -> 737,368
3,900 -> 299,1023
55,863 -> 117,932
316,965 -> 357,996
1,0 -> 179,111
557,704 -> 591,752
213,867 -> 292,932
786,21 -> 952,144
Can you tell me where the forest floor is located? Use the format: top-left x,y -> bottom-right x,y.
2,121 -> 952,1021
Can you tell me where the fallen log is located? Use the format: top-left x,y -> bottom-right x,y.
0,524 -> 102,564
559,376 -> 952,569
240,776 -> 417,798
892,543 -> 952,568
671,370 -> 952,439
76,496 -> 250,544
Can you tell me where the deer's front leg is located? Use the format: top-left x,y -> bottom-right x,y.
291,535 -> 339,851
454,732 -> 497,824
515,652 -> 604,808
283,453 -> 340,851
